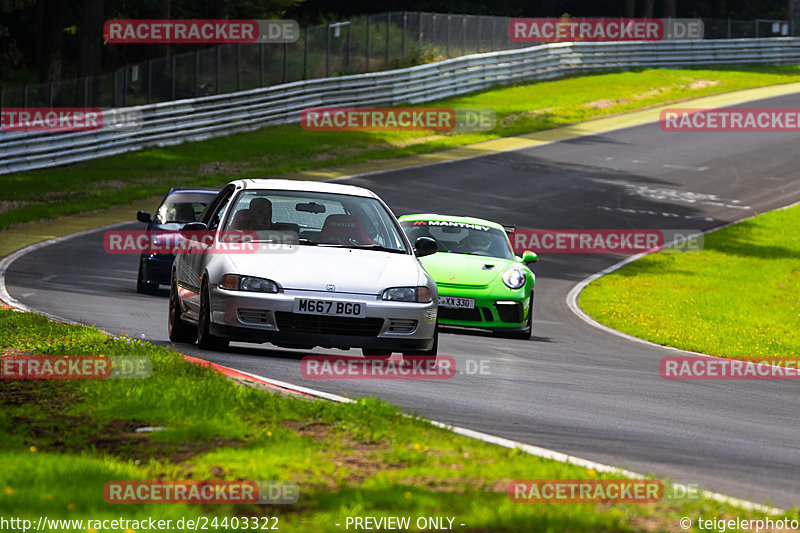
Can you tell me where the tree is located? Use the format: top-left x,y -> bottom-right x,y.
791,0 -> 800,35
79,0 -> 103,79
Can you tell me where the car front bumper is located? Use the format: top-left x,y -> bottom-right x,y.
140,254 -> 175,286
208,286 -> 438,351
435,284 -> 531,329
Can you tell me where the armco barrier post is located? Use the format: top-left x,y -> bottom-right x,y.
303,27 -> 308,79
461,15 -> 466,56
216,47 -> 221,94
446,15 -> 450,57
386,12 -> 390,66
347,22 -> 352,69
283,41 -> 288,83
236,44 -> 241,91
402,12 -> 407,59
326,24 -> 331,77
260,42 -> 265,86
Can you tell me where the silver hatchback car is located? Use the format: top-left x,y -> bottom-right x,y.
168,179 -> 439,358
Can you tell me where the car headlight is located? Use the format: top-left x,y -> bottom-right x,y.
501,268 -> 526,290
382,286 -> 432,303
219,274 -> 279,293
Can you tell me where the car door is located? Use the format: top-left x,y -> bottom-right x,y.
179,185 -> 236,320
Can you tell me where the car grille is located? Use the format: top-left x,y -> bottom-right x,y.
387,319 -> 417,333
274,312 -> 384,336
237,309 -> 271,324
438,307 -> 483,322
495,302 -> 524,323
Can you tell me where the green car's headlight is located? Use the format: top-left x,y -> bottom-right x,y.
382,286 -> 432,303
219,274 -> 279,293
501,268 -> 526,290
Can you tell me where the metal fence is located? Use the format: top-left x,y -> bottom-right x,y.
2,38 -> 800,175
0,13 -> 791,109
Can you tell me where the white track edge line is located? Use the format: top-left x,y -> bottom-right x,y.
566,199 -> 800,364
225,364 -> 787,514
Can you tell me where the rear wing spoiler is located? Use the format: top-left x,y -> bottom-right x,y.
502,224 -> 516,234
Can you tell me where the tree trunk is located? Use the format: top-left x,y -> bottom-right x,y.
626,0 -> 636,17
642,0 -> 656,17
663,0 -> 677,17
79,0 -> 104,106
39,0 -> 65,104
791,0 -> 800,36
79,0 -> 103,78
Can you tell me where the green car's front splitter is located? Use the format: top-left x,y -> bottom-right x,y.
434,283 -> 532,332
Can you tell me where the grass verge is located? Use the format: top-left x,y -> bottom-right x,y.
1,309 -> 794,531
4,65 -> 800,229
580,204 -> 800,359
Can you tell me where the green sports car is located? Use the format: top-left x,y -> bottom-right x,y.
399,214 -> 538,340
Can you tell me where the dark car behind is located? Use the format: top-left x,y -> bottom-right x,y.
136,187 -> 220,293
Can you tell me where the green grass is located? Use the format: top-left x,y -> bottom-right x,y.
4,65 -> 800,229
1,309 -> 794,531
580,204 -> 800,359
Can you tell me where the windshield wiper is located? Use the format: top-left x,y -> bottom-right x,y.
344,243 -> 406,253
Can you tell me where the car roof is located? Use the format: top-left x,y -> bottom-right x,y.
398,213 -> 506,232
233,178 -> 376,198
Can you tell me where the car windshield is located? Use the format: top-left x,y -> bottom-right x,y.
223,190 -> 408,252
401,220 -> 514,259
154,192 -> 216,224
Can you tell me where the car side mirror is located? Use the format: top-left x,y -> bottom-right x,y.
522,250 -> 538,264
136,211 -> 152,223
414,237 -> 438,258
180,222 -> 208,241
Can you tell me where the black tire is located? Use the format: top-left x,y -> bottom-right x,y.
168,277 -> 196,343
136,259 -> 159,294
197,280 -> 229,351
504,293 -> 533,340
403,324 -> 438,365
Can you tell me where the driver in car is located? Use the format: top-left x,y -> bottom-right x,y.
230,197 -> 273,230
248,197 -> 273,230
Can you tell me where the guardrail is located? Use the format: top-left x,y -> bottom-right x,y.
2,38 -> 800,175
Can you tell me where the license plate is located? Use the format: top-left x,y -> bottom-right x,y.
438,296 -> 475,309
294,299 -> 365,317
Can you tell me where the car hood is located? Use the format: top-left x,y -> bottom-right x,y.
419,252 -> 514,287
227,246 -> 423,295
